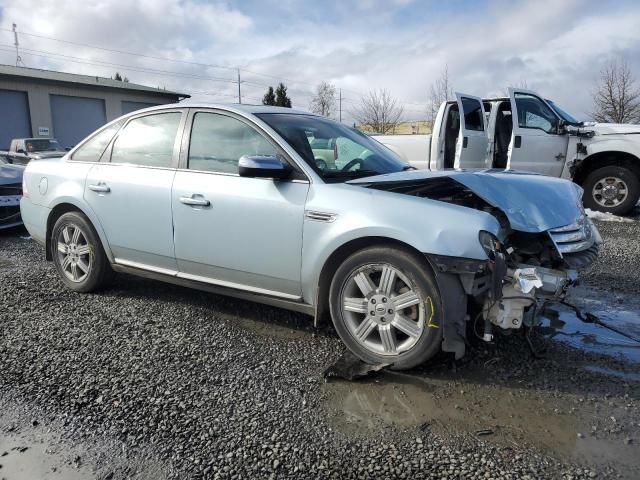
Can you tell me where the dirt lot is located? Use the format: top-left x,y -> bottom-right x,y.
1,219 -> 639,479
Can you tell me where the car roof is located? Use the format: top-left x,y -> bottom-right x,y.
133,102 -> 317,117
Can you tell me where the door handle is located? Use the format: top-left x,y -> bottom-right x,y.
462,136 -> 468,148
179,195 -> 210,207
514,135 -> 522,148
88,183 -> 110,193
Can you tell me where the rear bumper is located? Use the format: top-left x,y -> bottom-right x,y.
19,197 -> 49,246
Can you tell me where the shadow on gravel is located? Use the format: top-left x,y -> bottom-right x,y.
106,272 -> 333,340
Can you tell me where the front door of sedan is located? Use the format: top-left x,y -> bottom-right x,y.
84,110 -> 185,272
171,110 -> 309,298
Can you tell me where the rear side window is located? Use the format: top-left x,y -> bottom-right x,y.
460,97 -> 484,131
188,112 -> 278,174
111,112 -> 181,167
71,120 -> 124,162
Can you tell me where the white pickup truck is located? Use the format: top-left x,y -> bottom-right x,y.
375,88 -> 640,214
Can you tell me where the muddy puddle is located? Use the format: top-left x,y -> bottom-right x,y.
0,426 -> 94,480
324,371 -> 638,473
543,286 -> 640,364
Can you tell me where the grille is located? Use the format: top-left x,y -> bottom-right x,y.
548,216 -> 596,255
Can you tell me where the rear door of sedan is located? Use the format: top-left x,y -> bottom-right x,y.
171,109 -> 309,299
84,109 -> 186,273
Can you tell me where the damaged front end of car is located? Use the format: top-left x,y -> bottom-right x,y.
354,169 -> 602,357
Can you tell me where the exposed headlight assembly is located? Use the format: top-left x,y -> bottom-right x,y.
479,231 -> 500,258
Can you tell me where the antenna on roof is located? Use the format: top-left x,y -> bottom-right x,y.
13,23 -> 25,67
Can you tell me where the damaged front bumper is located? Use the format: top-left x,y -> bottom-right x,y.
481,217 -> 601,340
482,265 -> 576,338
431,216 -> 602,354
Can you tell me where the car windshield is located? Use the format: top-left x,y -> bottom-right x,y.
25,139 -> 64,152
255,113 -> 411,182
546,100 -> 581,125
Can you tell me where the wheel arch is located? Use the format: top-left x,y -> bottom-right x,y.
313,236 -> 437,327
45,201 -> 113,262
574,150 -> 640,185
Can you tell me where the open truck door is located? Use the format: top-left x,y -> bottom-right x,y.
507,88 -> 568,176
454,93 -> 489,169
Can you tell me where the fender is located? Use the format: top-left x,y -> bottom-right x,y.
46,196 -> 115,263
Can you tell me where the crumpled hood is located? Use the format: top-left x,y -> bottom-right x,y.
348,169 -> 584,233
0,163 -> 25,186
589,123 -> 640,135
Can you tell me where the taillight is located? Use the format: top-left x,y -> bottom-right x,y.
22,176 -> 29,198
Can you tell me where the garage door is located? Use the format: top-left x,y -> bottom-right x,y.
50,95 -> 106,149
122,101 -> 159,115
0,89 -> 31,151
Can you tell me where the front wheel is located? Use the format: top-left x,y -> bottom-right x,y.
582,165 -> 640,215
51,211 -> 113,292
329,246 -> 443,370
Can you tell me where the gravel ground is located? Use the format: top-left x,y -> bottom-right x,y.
1,222 -> 639,480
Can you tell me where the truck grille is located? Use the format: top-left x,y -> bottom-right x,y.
548,216 -> 596,255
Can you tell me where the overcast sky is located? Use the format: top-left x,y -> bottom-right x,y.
1,0 -> 640,123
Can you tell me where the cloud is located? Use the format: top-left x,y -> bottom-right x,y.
1,0 -> 639,122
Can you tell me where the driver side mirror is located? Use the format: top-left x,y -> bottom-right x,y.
17,148 -> 26,154
238,155 -> 291,179
557,119 -> 567,135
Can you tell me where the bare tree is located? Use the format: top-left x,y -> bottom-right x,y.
352,89 -> 404,134
591,57 -> 640,124
310,82 -> 337,117
427,65 -> 453,122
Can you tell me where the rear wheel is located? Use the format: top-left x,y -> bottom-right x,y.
51,211 -> 113,292
582,165 -> 640,215
329,246 -> 443,370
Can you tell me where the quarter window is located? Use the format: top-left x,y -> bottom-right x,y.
514,93 -> 558,134
111,112 -> 181,167
188,112 -> 278,174
71,119 -> 125,162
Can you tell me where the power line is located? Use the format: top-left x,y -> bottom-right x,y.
1,27 -> 430,110
0,27 -> 239,74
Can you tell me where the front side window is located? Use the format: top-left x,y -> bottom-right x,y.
188,112 -> 278,174
111,112 -> 181,167
256,113 -> 409,182
71,119 -> 125,162
460,97 -> 484,131
514,93 -> 559,134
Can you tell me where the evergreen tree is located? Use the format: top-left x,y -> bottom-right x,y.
275,83 -> 292,108
262,86 -> 276,106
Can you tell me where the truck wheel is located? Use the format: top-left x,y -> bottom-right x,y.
51,211 -> 114,292
582,165 -> 640,215
329,246 -> 443,370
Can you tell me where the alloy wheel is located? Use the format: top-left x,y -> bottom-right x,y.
340,263 -> 425,356
56,223 -> 93,283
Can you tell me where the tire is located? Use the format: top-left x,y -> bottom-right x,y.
329,246 -> 443,370
582,165 -> 640,215
51,211 -> 113,292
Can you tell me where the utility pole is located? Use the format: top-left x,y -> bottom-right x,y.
13,23 -> 24,67
339,88 -> 342,122
237,68 -> 242,104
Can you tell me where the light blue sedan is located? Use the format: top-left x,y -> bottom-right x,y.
20,104 -> 600,369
